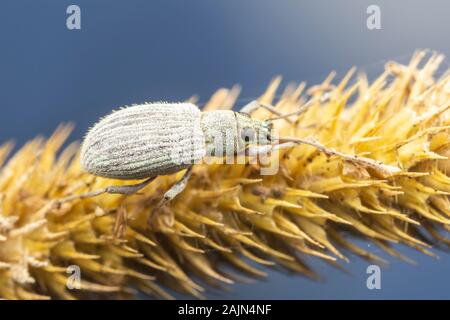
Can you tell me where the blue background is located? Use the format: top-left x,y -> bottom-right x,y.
1,0 -> 450,299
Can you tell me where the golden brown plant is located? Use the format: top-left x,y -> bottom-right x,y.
1,51 -> 450,299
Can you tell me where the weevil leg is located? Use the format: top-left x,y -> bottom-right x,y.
239,101 -> 289,120
156,166 -> 193,208
148,167 -> 193,226
240,99 -> 322,123
103,176 -> 157,195
272,142 -> 299,151
244,144 -> 273,157
235,143 -> 297,167
56,176 -> 157,205
238,142 -> 296,157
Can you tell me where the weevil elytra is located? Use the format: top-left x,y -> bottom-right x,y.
77,99 -> 401,225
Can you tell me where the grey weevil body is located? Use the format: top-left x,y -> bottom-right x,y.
79,100 -> 284,219
77,99 -> 400,226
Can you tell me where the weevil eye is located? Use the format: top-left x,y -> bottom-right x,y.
241,127 -> 256,143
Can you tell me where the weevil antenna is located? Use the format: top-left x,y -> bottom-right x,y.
266,95 -> 328,122
277,137 -> 401,176
267,106 -> 310,122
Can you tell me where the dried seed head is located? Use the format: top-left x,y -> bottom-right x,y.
1,51 -> 450,299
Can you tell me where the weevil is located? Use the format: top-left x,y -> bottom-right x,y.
79,101 -> 299,207
77,99 -> 400,225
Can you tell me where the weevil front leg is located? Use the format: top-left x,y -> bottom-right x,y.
239,101 -> 292,122
238,142 -> 296,157
148,166 -> 193,226
240,99 -> 321,123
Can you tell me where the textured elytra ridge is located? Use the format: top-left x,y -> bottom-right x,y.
81,103 -> 204,180
1,51 -> 450,299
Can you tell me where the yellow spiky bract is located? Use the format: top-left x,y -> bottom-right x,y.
1,51 -> 450,299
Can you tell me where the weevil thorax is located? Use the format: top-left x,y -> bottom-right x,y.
200,110 -> 273,157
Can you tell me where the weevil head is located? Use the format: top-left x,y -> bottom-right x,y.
235,112 -> 273,150
200,110 -> 274,157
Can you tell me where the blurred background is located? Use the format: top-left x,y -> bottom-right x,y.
1,0 -> 449,299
